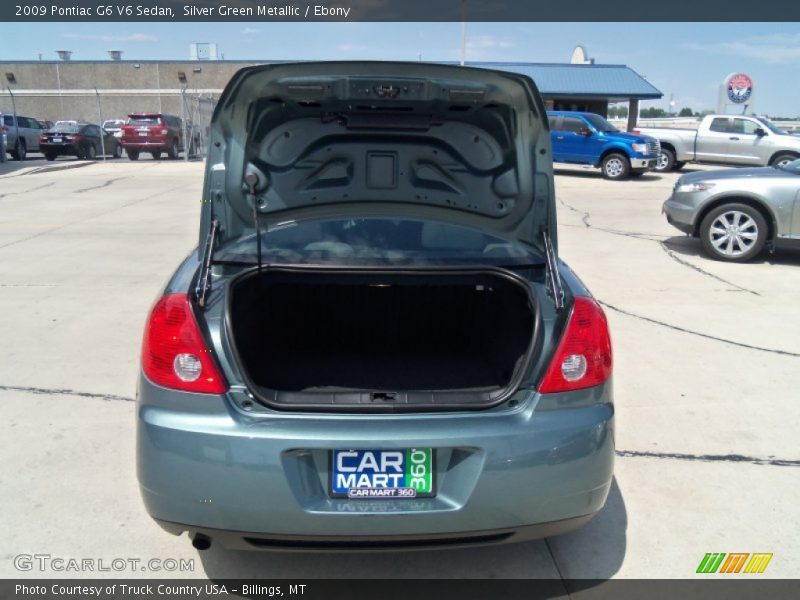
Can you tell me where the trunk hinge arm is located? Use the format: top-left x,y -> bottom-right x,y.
542,228 -> 565,311
196,218 -> 219,309
244,172 -> 263,271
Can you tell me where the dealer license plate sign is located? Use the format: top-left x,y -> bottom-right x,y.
330,449 -> 434,499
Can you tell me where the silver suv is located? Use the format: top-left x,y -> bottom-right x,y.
2,114 -> 44,160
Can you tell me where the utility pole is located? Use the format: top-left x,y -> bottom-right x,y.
180,84 -> 189,162
95,88 -> 106,161
55,63 -> 64,118
7,86 -> 19,157
155,63 -> 162,113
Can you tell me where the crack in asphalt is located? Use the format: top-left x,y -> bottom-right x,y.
558,198 -> 761,295
600,301 -> 800,357
3,384 -> 798,467
558,198 -> 591,228
74,176 -> 128,193
3,385 -> 798,469
0,161 -> 93,179
616,449 -> 800,468
0,183 -> 186,251
0,384 -> 133,402
658,240 -> 760,296
0,181 -> 55,199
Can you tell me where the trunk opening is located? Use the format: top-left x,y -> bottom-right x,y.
227,268 -> 538,411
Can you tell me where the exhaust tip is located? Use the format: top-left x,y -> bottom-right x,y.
191,533 -> 212,551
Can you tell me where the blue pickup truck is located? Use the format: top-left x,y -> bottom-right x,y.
547,111 -> 661,180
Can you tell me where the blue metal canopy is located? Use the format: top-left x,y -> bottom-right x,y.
464,62 -> 663,100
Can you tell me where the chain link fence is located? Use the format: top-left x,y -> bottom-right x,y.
0,88 -> 219,160
178,90 -> 217,159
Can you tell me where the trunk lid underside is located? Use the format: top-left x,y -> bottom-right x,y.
200,61 -> 555,255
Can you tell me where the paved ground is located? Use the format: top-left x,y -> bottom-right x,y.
0,158 -> 798,580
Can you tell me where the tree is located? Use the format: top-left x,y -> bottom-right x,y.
640,107 -> 668,118
678,107 -> 694,117
609,105 -> 628,118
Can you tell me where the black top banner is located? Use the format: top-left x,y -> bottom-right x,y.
4,0 -> 800,22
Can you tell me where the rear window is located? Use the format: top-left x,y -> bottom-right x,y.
3,115 -> 13,126
215,218 -> 539,267
51,123 -> 82,133
558,118 -> 586,133
127,116 -> 162,126
709,118 -> 730,133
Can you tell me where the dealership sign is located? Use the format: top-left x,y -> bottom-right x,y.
718,72 -> 755,114
726,73 -> 753,104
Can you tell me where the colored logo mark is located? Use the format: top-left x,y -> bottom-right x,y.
727,73 -> 753,104
696,552 -> 772,574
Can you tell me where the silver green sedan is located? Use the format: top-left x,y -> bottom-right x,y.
663,160 -> 800,261
136,62 -> 614,551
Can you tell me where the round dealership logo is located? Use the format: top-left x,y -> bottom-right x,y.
726,73 -> 753,104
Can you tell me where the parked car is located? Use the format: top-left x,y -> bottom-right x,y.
2,113 -> 44,160
121,113 -> 186,160
547,110 -> 660,180
102,119 -> 126,139
637,114 -> 800,172
663,159 -> 800,261
40,122 -> 123,160
137,62 -> 614,551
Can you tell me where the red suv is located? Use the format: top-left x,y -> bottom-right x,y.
121,113 -> 186,160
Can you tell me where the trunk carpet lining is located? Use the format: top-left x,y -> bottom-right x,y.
230,273 -> 533,393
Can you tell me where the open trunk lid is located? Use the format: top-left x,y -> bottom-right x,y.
199,61 -> 556,256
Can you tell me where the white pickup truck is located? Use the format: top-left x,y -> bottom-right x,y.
635,114 -> 800,172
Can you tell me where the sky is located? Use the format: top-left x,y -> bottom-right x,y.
2,22 -> 800,116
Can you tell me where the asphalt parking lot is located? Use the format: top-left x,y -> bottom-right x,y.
0,157 -> 798,580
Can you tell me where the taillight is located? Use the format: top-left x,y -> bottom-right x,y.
141,293 -> 227,394
2,125 -> 7,134
39,135 -> 46,142
539,297 -> 612,393
632,128 -> 641,134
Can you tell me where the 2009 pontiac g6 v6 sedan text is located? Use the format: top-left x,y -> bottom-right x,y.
136,61 -> 614,551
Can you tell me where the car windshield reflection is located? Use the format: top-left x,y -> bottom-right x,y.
215,218 -> 541,266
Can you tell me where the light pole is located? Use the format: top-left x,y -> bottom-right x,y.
95,87 -> 106,161
5,72 -> 19,160
54,50 -> 71,119
178,72 -> 189,162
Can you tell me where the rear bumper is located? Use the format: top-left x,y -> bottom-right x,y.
154,514 -> 597,551
40,143 -> 78,151
137,374 -> 614,541
122,141 -> 170,151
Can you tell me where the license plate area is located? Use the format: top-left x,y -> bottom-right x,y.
329,449 -> 435,499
